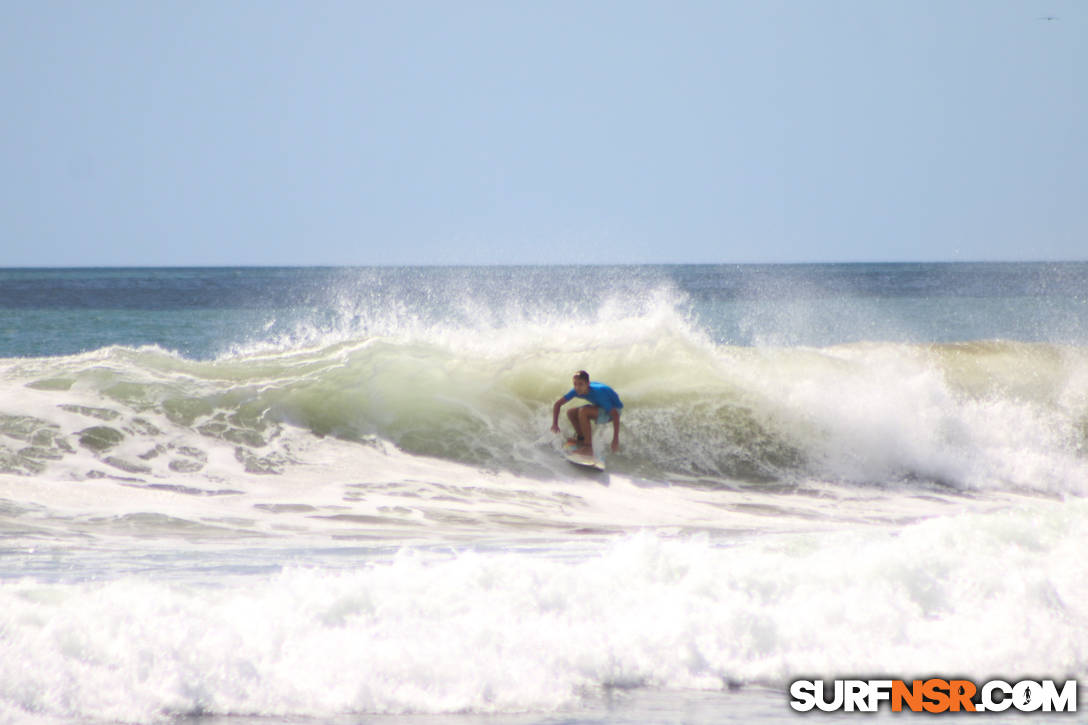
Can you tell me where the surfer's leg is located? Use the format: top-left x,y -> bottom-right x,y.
566,406 -> 587,444
575,406 -> 599,455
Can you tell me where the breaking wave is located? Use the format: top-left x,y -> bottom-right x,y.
3,291 -> 1086,496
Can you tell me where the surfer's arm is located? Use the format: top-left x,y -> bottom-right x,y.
550,397 -> 567,432
610,410 -> 621,452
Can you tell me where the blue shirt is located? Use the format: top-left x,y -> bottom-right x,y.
564,382 -> 623,414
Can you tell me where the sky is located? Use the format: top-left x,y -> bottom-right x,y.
1,0 -> 1085,266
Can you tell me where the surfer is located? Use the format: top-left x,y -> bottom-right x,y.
551,370 -> 623,456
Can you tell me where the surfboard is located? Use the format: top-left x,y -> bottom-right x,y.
562,440 -> 605,471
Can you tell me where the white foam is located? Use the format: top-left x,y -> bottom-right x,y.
730,343 -> 1088,494
2,501 -> 1085,722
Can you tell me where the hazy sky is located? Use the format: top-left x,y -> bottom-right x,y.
2,1 -> 1084,266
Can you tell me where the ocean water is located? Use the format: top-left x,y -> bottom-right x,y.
0,263 -> 1086,724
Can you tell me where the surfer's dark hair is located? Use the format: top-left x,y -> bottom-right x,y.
574,370 -> 590,383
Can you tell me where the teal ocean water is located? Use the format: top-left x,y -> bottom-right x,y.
1,264 -> 1086,723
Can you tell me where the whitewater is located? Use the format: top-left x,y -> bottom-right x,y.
0,264 -> 1086,724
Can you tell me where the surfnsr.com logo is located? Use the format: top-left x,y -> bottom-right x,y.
789,679 -> 1078,713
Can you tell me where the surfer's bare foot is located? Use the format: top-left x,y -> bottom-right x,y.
566,437 -> 584,446
575,446 -> 593,456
